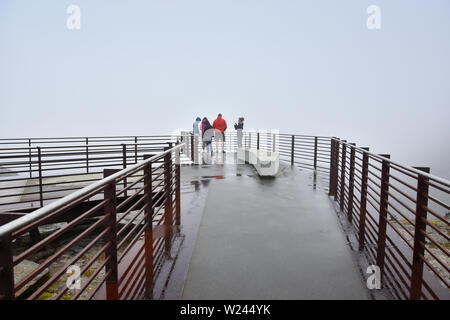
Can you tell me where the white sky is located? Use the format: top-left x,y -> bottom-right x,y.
1,0 -> 449,178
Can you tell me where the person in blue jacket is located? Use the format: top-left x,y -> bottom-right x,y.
193,117 -> 201,135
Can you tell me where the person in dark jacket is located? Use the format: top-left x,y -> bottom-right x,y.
202,117 -> 214,154
234,117 -> 244,148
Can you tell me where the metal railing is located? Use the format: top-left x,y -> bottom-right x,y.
183,130 -> 449,299
328,138 -> 449,300
0,135 -> 175,211
1,131 -> 449,300
0,143 -> 183,300
182,131 -> 331,176
246,132 -> 449,300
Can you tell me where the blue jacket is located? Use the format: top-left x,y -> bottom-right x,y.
193,120 -> 201,134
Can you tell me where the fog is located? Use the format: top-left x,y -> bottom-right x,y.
1,0 -> 449,178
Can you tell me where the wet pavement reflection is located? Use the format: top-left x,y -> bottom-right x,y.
152,152 -> 386,300
152,152 -> 257,299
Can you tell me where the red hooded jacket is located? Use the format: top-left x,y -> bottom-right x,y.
213,116 -> 227,133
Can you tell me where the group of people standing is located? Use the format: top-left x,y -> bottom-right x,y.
192,113 -> 245,154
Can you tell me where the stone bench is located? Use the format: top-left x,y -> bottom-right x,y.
237,148 -> 280,177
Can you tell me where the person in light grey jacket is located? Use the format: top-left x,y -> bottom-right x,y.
234,117 -> 244,148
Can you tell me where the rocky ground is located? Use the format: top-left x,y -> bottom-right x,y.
392,216 -> 450,294
12,217 -> 139,300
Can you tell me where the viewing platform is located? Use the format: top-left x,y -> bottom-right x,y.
0,133 -> 448,300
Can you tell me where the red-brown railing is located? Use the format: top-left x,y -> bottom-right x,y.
1,131 -> 449,300
328,138 -> 449,300
148,131 -> 450,300
246,132 -> 332,183
0,136 -> 175,211
0,143 -> 182,300
249,132 -> 449,300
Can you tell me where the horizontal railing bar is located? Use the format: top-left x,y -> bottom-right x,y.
0,142 -> 171,152
13,199 -> 109,266
119,244 -> 146,297
31,230 -> 111,300
0,135 -> 173,142
333,138 -> 450,187
0,143 -> 184,237
73,256 -> 111,300
14,213 -> 110,293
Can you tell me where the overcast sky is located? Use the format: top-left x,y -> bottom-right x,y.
1,0 -> 449,178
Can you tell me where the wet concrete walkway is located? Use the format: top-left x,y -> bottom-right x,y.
182,156 -> 369,299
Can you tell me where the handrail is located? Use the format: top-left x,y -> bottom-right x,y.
325,136 -> 449,300
0,143 -> 184,237
0,141 -> 174,152
278,133 -> 331,139
332,138 -> 450,188
0,135 -> 173,141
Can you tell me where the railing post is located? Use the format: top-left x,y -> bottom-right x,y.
410,167 -> 430,300
328,138 -> 335,196
122,144 -> 127,197
190,133 -> 194,162
313,137 -> 318,171
143,154 -> 154,299
358,147 -> 370,251
339,141 -> 347,211
347,143 -> 356,222
0,233 -> 14,300
272,133 -> 276,152
28,139 -> 32,178
329,137 -> 340,198
164,145 -> 173,254
257,132 -> 260,150
185,132 -> 190,157
37,147 -> 43,207
193,135 -> 199,165
179,134 -> 184,155
333,139 -> 340,201
291,135 -> 295,166
86,137 -> 89,174
103,174 -> 118,300
122,144 -> 127,169
175,147 -> 181,228
134,136 -> 138,164
376,154 -> 391,278
175,143 -> 181,231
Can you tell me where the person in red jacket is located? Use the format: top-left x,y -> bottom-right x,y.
212,113 -> 227,153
